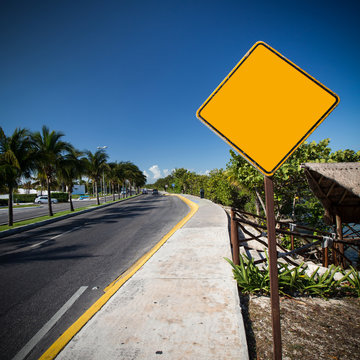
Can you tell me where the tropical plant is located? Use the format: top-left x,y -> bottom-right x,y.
133,169 -> 147,192
115,163 -> 126,199
32,170 -> 47,195
107,162 -> 119,201
225,254 -> 271,294
85,150 -> 109,205
22,180 -> 34,194
31,126 -> 73,216
57,148 -> 86,211
329,149 -> 360,162
118,161 -> 144,196
226,139 -> 360,227
226,255 -> 359,299
342,266 -> 360,297
0,127 -> 35,225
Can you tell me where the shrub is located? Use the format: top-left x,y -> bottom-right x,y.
280,234 -> 304,250
13,194 -> 37,203
51,192 -> 69,202
0,199 -> 8,206
226,255 -> 360,299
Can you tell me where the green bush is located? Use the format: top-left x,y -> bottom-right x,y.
280,234 -> 304,250
51,192 -> 69,202
342,266 -> 360,297
0,199 -> 8,206
13,194 -> 37,203
226,255 -> 359,299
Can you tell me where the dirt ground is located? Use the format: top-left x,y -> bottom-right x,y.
240,293 -> 360,360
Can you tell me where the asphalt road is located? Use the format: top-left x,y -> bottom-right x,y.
0,197 -> 115,225
0,194 -> 189,360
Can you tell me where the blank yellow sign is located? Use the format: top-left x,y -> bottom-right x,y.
196,41 -> 339,176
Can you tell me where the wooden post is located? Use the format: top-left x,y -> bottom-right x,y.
324,247 -> 329,268
336,214 -> 344,268
231,209 -> 240,266
264,176 -> 282,360
322,247 -> 328,268
332,241 -> 337,266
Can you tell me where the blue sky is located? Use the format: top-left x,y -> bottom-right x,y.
1,0 -> 359,183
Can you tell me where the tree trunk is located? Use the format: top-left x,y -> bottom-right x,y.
255,196 -> 261,218
95,180 -> 100,205
69,190 -> 74,211
255,188 -> 266,214
112,183 -> 115,201
47,177 -> 53,216
8,185 -> 13,226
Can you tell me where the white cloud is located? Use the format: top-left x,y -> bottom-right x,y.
143,170 -> 150,179
196,169 -> 211,176
149,165 -> 162,180
163,169 -> 170,177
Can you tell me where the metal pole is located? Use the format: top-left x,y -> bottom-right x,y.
231,209 -> 240,266
264,176 -> 282,360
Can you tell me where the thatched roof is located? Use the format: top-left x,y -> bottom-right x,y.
302,162 -> 360,224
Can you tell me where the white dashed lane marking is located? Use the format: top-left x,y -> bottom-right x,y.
12,286 -> 88,360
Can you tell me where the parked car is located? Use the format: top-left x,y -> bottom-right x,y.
152,189 -> 159,195
34,196 -> 58,204
142,189 -> 148,194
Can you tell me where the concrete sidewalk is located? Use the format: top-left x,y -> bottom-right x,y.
53,195 -> 248,360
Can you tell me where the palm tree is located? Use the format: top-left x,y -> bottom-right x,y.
0,127 -> 35,226
136,172 -> 147,193
126,163 -> 146,194
22,180 -> 34,194
116,162 -> 126,199
32,170 -> 47,195
117,162 -> 134,197
57,148 -> 86,211
114,163 -> 126,199
31,126 -> 72,216
107,162 -> 120,201
85,150 -> 109,205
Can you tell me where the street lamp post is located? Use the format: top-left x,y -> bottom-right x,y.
97,146 -> 108,203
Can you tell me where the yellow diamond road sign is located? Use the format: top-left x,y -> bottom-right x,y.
196,41 -> 339,176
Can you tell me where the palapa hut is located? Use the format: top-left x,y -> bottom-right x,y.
301,162 -> 360,224
301,162 -> 360,267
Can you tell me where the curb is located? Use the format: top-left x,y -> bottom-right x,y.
0,195 -> 141,239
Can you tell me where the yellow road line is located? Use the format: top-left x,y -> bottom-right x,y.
39,194 -> 198,360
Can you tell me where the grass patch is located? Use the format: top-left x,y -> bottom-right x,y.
2,204 -> 39,209
0,206 -> 96,231
0,194 -> 141,232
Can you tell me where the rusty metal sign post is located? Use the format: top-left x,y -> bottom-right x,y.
264,176 -> 282,359
196,41 -> 339,360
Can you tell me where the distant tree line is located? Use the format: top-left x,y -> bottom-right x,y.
0,126 -> 146,226
149,139 -> 359,228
